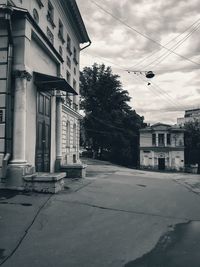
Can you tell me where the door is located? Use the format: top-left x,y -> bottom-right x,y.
35,92 -> 51,172
158,158 -> 165,170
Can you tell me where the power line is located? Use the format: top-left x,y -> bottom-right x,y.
143,22 -> 200,70
135,74 -> 184,110
90,0 -> 200,67
80,49 -> 187,113
129,17 -> 200,70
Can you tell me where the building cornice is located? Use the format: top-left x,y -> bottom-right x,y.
59,0 -> 91,44
62,104 -> 83,119
8,7 -> 64,64
140,147 -> 185,151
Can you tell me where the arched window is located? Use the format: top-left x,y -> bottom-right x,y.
66,121 -> 70,147
73,123 -> 77,148
33,8 -> 39,24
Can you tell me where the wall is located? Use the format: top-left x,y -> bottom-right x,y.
0,20 -> 8,176
140,132 -> 152,147
140,127 -> 185,171
61,107 -> 80,164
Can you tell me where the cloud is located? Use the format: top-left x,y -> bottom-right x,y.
77,0 -> 200,124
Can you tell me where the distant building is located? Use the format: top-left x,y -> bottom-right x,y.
177,108 -> 200,126
0,0 -> 90,190
140,123 -> 185,171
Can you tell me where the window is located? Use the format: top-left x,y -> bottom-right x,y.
0,110 -> 3,123
67,34 -> 72,55
47,1 -> 55,28
152,133 -> 156,145
33,8 -> 39,24
59,45 -> 63,56
65,94 -> 72,107
58,19 -> 65,43
73,47 -> 78,65
74,67 -> 76,75
73,79 -> 76,90
73,124 -> 77,148
167,134 -> 171,145
66,71 -> 71,84
36,0 -> 44,8
66,121 -> 70,147
47,27 -> 54,44
158,134 -> 164,146
67,56 -> 71,69
72,79 -> 77,109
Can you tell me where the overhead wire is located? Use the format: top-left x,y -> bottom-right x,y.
133,73 -> 182,110
90,0 -> 200,67
142,22 -> 200,70
81,52 -> 186,111
129,17 -> 200,70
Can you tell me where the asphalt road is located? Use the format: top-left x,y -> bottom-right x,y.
1,158 -> 200,267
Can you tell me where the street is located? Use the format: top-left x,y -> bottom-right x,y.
1,158 -> 200,267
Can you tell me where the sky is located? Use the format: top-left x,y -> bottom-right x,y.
76,0 -> 200,125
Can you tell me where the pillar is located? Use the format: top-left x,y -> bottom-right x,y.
11,70 -> 32,164
156,133 -> 158,146
55,95 -> 63,170
164,133 -> 167,147
6,70 -> 32,189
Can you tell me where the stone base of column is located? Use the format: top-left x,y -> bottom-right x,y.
55,158 -> 62,172
2,163 -> 35,190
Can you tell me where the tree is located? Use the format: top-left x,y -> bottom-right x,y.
184,119 -> 200,173
80,63 -> 145,167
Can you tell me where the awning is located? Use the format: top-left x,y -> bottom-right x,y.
34,72 -> 78,95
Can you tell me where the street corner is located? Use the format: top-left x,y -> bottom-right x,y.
174,174 -> 200,194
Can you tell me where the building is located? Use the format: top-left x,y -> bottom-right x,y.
140,123 -> 185,171
0,0 -> 90,191
177,108 -> 200,126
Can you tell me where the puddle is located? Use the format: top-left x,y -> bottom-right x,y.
20,203 -> 32,206
0,189 -> 31,200
0,201 -> 32,206
137,184 -> 147,188
124,221 -> 200,267
0,249 -> 6,260
0,190 -> 19,200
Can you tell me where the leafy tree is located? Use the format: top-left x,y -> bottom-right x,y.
80,63 -> 145,167
185,119 -> 200,173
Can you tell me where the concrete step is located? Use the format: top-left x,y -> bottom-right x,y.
23,172 -> 66,193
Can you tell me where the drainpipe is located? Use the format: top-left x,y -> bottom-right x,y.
80,40 -> 91,51
2,7 -> 13,179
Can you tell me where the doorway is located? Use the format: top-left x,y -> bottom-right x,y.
35,92 -> 51,172
158,158 -> 165,170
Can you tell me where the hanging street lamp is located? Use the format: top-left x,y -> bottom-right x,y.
127,70 -> 155,79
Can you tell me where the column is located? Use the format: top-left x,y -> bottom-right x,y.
156,133 -> 158,146
164,133 -> 167,147
11,70 -> 32,164
55,96 -> 63,169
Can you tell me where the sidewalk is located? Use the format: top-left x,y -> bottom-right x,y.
0,158 -> 200,266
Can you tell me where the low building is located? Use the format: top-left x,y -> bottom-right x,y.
0,0 -> 90,191
177,108 -> 200,126
140,123 -> 185,171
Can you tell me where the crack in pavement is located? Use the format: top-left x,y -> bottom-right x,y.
55,199 -> 200,222
0,195 -> 52,266
173,179 -> 200,196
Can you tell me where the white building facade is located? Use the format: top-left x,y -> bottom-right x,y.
140,123 -> 185,171
177,108 -> 200,126
0,0 -> 90,189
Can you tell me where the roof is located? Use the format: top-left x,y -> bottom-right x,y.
34,72 -> 78,95
140,123 -> 184,132
60,0 -> 91,44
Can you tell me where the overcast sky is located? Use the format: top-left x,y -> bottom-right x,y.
76,0 -> 200,125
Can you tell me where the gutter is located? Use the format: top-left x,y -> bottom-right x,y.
80,40 -> 91,51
